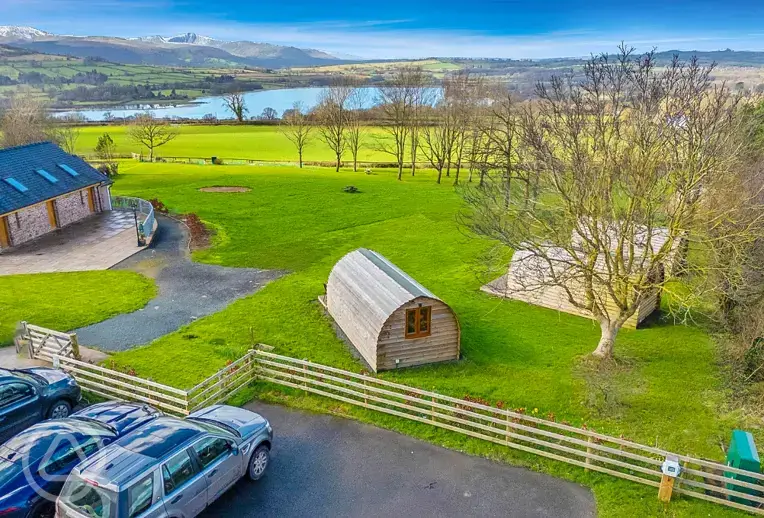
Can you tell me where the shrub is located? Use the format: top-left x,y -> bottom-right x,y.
212,157 -> 224,165
97,163 -> 119,177
149,198 -> 169,215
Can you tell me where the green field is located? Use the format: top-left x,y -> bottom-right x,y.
76,125 -> 397,163
0,271 -> 156,345
101,161 -> 750,517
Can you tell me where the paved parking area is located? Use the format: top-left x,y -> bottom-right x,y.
0,211 -> 145,275
204,402 -> 596,518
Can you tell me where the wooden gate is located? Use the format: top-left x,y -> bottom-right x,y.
15,321 -> 80,362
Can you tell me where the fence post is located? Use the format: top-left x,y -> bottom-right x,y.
658,456 -> 680,504
303,362 -> 308,393
363,378 -> 368,405
506,413 -> 512,445
70,333 -> 81,360
431,396 -> 436,422
585,437 -> 594,472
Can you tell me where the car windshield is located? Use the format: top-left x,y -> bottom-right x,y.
59,475 -> 117,518
11,370 -> 45,384
69,416 -> 117,435
186,418 -> 239,438
0,458 -> 22,488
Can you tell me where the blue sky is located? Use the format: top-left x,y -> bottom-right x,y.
3,0 -> 764,59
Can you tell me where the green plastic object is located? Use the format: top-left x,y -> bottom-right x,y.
725,430 -> 761,505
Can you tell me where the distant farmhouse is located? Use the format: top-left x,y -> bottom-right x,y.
0,142 -> 112,250
322,248 -> 461,372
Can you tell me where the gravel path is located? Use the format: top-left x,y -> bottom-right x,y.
74,216 -> 284,351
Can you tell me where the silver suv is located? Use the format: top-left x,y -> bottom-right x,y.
55,405 -> 273,518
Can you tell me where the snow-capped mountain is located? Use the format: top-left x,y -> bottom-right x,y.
0,26 -> 50,41
0,26 -> 346,68
134,32 -> 219,46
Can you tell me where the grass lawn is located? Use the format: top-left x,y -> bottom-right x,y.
105,162 -> 754,517
0,271 -> 156,346
75,125 -> 395,163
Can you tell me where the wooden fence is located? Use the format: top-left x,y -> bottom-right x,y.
186,352 -> 257,413
251,349 -> 764,515
55,356 -> 191,416
16,322 -> 79,362
20,323 -> 764,515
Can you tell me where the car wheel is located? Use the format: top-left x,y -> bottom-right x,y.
28,500 -> 55,518
247,445 -> 270,481
48,400 -> 72,419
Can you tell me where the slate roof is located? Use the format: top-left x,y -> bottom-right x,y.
0,141 -> 109,216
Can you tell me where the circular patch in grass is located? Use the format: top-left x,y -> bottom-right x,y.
199,186 -> 252,193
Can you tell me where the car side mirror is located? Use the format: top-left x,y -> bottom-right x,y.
232,446 -> 240,456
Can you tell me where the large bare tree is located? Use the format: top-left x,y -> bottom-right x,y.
316,78 -> 354,172
463,46 -> 764,359
280,101 -> 313,168
128,112 -> 179,161
223,92 -> 248,122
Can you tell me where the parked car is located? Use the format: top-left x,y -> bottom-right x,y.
0,368 -> 81,443
56,405 -> 273,518
0,403 -> 161,518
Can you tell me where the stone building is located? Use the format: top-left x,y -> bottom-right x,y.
0,142 -> 112,250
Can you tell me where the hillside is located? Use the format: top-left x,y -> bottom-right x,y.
0,26 -> 347,69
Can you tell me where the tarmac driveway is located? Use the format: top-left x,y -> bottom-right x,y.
74,215 -> 284,351
203,402 -> 596,518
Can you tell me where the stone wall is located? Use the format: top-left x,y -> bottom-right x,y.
55,189 -> 92,228
7,203 -> 51,246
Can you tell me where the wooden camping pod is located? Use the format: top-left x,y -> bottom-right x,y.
325,248 -> 460,372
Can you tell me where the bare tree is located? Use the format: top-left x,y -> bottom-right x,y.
463,46 -> 764,359
376,67 -> 425,180
443,71 -> 485,184
0,95 -> 55,148
261,107 -> 278,120
128,112 -> 179,161
475,83 -> 526,204
420,101 -> 458,184
54,114 -> 85,154
316,78 -> 354,172
408,70 -> 433,176
223,92 -> 248,122
280,101 -> 313,168
346,86 -> 368,172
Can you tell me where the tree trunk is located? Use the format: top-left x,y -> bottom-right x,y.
149,148 -> 154,162
299,149 -> 303,168
436,167 -> 443,184
336,152 -> 340,172
397,162 -> 403,181
592,321 -> 619,359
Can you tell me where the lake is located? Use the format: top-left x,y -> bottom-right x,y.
55,87 -> 375,121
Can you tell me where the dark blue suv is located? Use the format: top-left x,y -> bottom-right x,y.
0,368 -> 81,444
0,402 -> 160,518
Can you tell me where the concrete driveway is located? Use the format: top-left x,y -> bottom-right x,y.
0,211 -> 144,275
204,403 -> 596,518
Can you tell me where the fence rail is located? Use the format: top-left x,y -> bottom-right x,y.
250,349 -> 764,515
